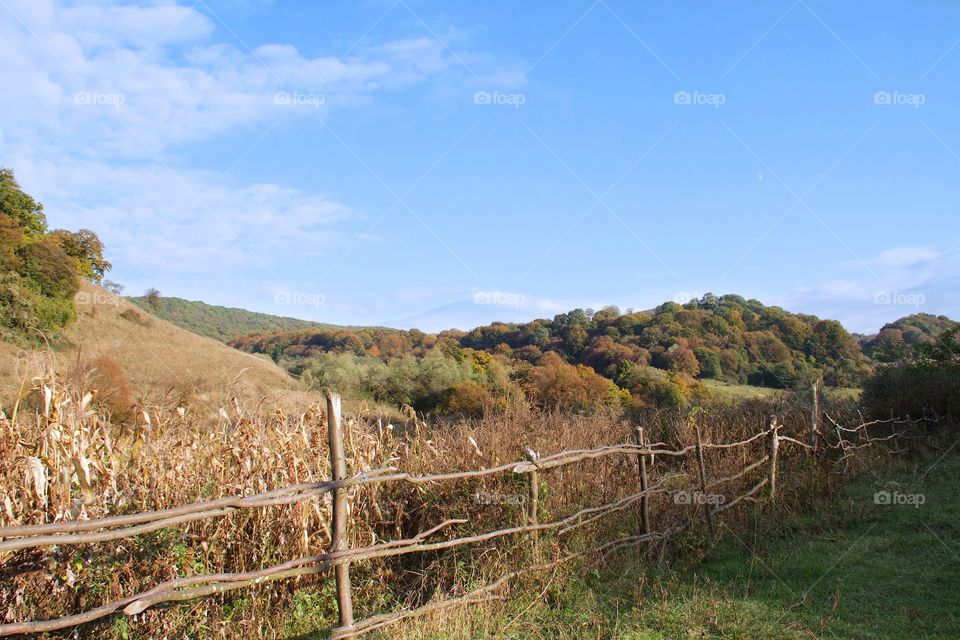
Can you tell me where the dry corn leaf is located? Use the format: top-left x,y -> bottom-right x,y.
23,456 -> 48,506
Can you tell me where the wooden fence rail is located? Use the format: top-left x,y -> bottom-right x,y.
0,397 -> 918,638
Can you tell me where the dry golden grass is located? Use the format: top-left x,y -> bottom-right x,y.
0,282 -> 308,411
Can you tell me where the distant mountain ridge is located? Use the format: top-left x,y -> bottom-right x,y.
126,295 -> 341,342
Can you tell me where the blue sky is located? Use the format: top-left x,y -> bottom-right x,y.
2,0 -> 958,333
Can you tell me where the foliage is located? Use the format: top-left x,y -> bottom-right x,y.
50,228 -> 112,284
863,327 -> 960,420
523,351 -> 626,412
442,381 -> 492,416
292,346 -> 522,414
860,313 -> 959,363
457,295 -> 870,388
143,288 -> 161,310
232,294 -> 885,415
0,168 -> 46,237
0,168 -> 110,337
17,238 -> 81,299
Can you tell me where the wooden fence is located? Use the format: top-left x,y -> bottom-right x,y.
0,391 -> 915,638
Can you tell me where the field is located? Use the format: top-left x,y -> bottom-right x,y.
412,451 -> 959,639
0,289 -> 951,640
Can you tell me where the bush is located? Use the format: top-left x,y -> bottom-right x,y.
79,356 -> 135,422
525,352 -> 626,412
0,273 -> 40,333
443,381 -> 491,417
31,294 -> 76,331
17,239 -> 80,299
862,328 -> 960,421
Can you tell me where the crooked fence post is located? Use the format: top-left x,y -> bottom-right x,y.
809,378 -> 821,452
634,426 -> 651,535
524,447 -> 540,557
768,416 -> 780,503
693,422 -> 715,537
326,391 -> 354,634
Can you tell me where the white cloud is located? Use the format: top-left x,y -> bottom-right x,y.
0,2 -> 481,156
25,159 -> 353,284
787,246 -> 960,333
874,246 -> 940,268
0,0 -> 522,314
60,3 -> 215,49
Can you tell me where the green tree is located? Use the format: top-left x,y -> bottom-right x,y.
18,239 -> 80,299
0,168 -> 47,237
51,229 -> 112,283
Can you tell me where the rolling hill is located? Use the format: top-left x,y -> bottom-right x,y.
859,313 -> 959,362
0,282 -> 299,405
232,294 -> 874,390
125,295 -> 340,342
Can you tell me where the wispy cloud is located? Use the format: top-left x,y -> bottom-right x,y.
789,246 -> 959,333
0,0 -> 520,310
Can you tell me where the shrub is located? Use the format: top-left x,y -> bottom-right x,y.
0,273 -> 40,333
525,352 -> 625,412
862,328 -> 960,421
119,308 -> 151,326
80,356 -> 135,422
31,294 -> 76,331
17,239 -> 80,299
443,381 -> 491,416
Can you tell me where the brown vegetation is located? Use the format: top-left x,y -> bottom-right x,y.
0,353 -> 881,639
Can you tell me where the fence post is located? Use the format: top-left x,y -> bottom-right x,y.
634,426 -> 651,535
326,391 -> 354,633
809,378 -> 821,452
768,416 -> 780,503
693,422 -> 715,537
524,447 -> 540,556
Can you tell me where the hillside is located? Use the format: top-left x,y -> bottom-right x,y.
126,294 -> 339,342
860,313 -> 959,362
0,282 -> 299,404
233,294 -> 871,386
224,294 -> 892,413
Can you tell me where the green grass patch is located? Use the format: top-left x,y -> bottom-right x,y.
377,452 -> 960,639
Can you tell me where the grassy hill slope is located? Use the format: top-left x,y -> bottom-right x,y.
126,295 -> 339,342
1,282 -> 298,403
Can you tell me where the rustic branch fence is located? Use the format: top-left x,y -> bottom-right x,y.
0,392 -> 918,638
